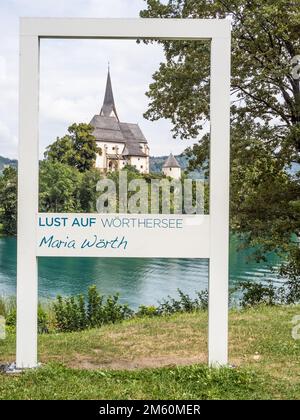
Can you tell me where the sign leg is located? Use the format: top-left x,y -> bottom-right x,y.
208,36 -> 231,366
16,33 -> 39,369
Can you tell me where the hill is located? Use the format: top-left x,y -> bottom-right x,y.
0,154 -> 205,178
1,154 -> 297,180
150,154 -> 206,179
0,156 -> 17,173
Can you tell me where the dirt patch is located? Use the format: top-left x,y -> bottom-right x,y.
68,353 -> 208,370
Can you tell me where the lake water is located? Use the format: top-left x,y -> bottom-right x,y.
0,236 -> 284,308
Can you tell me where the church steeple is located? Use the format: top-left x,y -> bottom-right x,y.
100,66 -> 119,120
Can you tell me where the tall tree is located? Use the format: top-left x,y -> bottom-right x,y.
141,1 -> 300,153
141,0 -> 300,276
79,168 -> 102,213
39,161 -> 82,213
0,166 -> 17,235
45,123 -> 101,172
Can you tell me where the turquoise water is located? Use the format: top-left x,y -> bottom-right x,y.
0,236 -> 284,308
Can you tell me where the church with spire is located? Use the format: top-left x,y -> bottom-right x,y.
90,68 -> 150,173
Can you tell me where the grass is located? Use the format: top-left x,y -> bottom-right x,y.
0,363 -> 279,400
0,296 -> 16,319
1,305 -> 300,399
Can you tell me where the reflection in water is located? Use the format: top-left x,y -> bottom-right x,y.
0,236 -> 284,308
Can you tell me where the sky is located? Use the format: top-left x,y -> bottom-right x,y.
0,0 -> 198,159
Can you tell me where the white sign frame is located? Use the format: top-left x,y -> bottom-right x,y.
17,18 -> 231,368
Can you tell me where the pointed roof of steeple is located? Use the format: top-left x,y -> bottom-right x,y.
89,66 -> 149,154
163,153 -> 181,168
100,66 -> 119,120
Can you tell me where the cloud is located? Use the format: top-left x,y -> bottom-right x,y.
0,56 -> 7,82
0,120 -> 18,158
0,0 -> 196,159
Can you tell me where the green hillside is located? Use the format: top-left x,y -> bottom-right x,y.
0,154 -> 206,178
150,154 -> 206,179
0,156 -> 17,173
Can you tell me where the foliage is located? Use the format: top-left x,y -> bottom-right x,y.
37,306 -> 50,334
53,286 -> 133,332
136,305 -> 159,317
141,0 -> 300,146
44,123 -> 101,172
279,275 -> 300,305
2,278 -> 300,337
86,285 -> 133,328
0,296 -> 16,319
0,159 -> 202,235
140,0 -> 300,279
107,165 -> 183,213
0,156 -> 17,173
78,168 -> 102,212
39,160 -> 82,212
239,276 -> 300,307
157,289 -> 208,315
239,281 -> 278,308
0,166 -> 17,235
3,300 -> 49,334
1,287 -> 209,335
53,295 -> 87,333
0,159 -> 103,235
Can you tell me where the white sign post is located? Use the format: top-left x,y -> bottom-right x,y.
17,18 -> 231,368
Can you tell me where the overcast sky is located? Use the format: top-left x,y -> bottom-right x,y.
0,0 -> 199,159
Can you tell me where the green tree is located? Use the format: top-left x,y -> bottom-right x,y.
44,123 -> 101,172
0,166 -> 17,235
39,160 -> 82,212
141,0 -> 300,276
44,135 -> 73,167
79,168 -> 102,212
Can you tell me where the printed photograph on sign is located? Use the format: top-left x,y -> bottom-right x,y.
33,38 -> 212,317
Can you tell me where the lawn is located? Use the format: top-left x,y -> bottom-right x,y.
0,305 -> 300,399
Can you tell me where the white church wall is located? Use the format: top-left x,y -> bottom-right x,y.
102,142 -> 125,154
130,156 -> 149,174
95,141 -> 125,171
95,152 -> 104,169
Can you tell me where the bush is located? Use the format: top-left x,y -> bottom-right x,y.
53,286 -> 133,332
53,295 -> 87,332
37,306 -> 49,333
157,289 -> 208,315
239,277 -> 300,308
4,279 -> 299,336
239,281 -> 278,308
87,285 -> 103,328
5,304 -> 49,334
0,296 -> 16,318
278,277 -> 300,305
136,305 -> 159,317
5,308 -> 16,327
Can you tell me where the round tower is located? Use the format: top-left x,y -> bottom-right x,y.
162,153 -> 182,179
